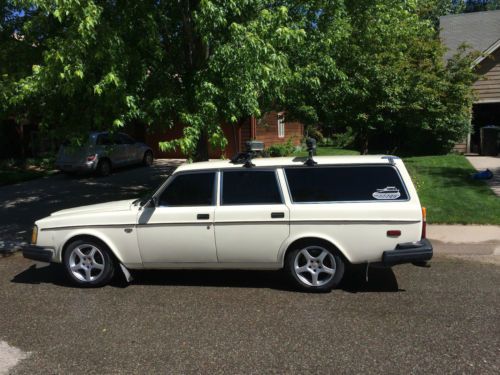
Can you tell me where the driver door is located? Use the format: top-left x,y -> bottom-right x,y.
136,171 -> 218,267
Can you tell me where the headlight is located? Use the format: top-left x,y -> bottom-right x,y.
31,225 -> 38,244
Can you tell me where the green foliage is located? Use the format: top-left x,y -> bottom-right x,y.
0,0 -> 478,159
265,138 -> 296,157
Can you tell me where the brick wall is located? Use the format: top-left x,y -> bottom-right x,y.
254,112 -> 303,147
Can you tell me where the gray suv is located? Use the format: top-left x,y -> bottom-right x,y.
55,132 -> 153,176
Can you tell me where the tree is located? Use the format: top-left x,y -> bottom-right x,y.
1,0 -> 477,158
1,0 -> 304,160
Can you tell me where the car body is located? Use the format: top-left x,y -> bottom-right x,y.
55,131 -> 154,175
24,154 -> 432,291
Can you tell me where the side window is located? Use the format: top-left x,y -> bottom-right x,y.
118,133 -> 135,145
222,170 -> 282,205
285,166 -> 408,202
96,134 -> 112,146
159,172 -> 215,207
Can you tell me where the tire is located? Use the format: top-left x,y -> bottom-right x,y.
96,158 -> 112,176
285,243 -> 345,292
142,150 -> 153,167
63,239 -> 115,287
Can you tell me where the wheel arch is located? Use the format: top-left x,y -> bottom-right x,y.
59,232 -> 124,265
279,235 -> 352,267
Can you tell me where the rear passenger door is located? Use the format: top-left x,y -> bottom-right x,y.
214,169 -> 289,263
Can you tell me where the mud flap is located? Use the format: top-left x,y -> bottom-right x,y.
119,264 -> 133,283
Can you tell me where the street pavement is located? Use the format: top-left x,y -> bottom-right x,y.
0,252 -> 499,374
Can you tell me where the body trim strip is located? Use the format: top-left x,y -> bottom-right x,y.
40,219 -> 420,231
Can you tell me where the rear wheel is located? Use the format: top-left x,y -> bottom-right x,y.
143,151 -> 153,167
96,159 -> 111,176
286,243 -> 344,292
63,239 -> 115,287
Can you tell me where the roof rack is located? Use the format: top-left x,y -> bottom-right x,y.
304,138 -> 317,166
230,141 -> 265,168
381,155 -> 400,165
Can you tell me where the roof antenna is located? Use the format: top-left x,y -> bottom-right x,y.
304,138 -> 317,166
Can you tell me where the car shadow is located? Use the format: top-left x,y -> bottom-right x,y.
11,263 -> 401,293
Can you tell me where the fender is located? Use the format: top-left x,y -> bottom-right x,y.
277,231 -> 353,267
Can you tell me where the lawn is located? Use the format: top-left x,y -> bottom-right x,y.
302,147 -> 500,224
294,146 -> 360,157
404,155 -> 500,225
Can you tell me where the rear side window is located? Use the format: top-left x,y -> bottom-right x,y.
284,165 -> 408,202
159,172 -> 215,206
222,170 -> 282,205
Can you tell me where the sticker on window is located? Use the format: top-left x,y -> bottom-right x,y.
372,186 -> 401,200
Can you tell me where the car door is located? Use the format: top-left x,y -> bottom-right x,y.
214,169 -> 290,263
118,133 -> 139,164
136,171 -> 218,266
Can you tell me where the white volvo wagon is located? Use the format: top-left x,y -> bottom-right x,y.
24,148 -> 432,291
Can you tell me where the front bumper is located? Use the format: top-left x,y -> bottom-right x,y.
382,239 -> 433,266
22,245 -> 55,263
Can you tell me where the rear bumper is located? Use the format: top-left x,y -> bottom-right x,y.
22,245 -> 55,263
55,161 -> 97,173
382,239 -> 433,266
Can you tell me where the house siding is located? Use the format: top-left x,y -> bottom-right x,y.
254,112 -> 303,147
473,48 -> 500,103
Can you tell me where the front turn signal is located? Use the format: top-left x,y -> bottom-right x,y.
31,225 -> 38,244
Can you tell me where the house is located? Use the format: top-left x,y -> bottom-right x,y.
440,10 -> 500,153
143,112 -> 304,159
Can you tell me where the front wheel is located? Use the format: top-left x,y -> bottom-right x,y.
286,244 -> 345,292
63,239 -> 115,287
143,150 -> 153,167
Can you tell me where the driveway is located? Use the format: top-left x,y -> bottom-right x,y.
0,254 -> 499,374
466,155 -> 500,196
0,160 -> 183,249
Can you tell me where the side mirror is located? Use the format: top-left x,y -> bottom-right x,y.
140,197 -> 157,209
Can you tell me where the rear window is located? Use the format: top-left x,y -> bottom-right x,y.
284,165 -> 408,202
222,170 -> 282,205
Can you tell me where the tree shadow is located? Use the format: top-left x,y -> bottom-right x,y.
11,263 -> 401,293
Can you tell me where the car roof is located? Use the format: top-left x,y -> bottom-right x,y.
175,155 -> 400,172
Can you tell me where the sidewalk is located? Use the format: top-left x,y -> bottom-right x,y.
427,224 -> 500,265
466,155 -> 500,196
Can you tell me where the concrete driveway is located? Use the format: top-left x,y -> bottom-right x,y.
0,160 -> 183,249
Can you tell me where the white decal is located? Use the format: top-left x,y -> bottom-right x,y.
372,186 -> 401,200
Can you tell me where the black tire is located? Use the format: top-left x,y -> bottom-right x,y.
63,239 -> 115,287
285,243 -> 345,292
96,158 -> 112,176
143,150 -> 153,167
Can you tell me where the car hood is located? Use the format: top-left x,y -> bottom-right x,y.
50,199 -> 136,217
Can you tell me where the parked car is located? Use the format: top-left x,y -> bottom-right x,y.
55,131 -> 154,176
24,147 -> 432,291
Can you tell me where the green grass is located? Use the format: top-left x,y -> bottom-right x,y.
294,146 -> 360,157
304,148 -> 500,224
404,155 -> 500,225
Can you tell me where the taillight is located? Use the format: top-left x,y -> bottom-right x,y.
87,154 -> 97,162
31,225 -> 38,244
421,207 -> 427,239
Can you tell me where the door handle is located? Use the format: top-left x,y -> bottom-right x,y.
271,212 -> 285,219
197,214 -> 210,220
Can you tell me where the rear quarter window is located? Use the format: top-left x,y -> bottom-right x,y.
284,165 -> 409,203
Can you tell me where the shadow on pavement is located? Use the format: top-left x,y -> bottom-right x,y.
11,262 -> 400,293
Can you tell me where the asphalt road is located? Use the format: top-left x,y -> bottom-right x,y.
0,254 -> 498,374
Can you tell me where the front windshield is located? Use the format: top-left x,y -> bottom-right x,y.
133,175 -> 172,206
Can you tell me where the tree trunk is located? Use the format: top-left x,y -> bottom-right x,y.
194,129 -> 209,162
358,127 -> 369,155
